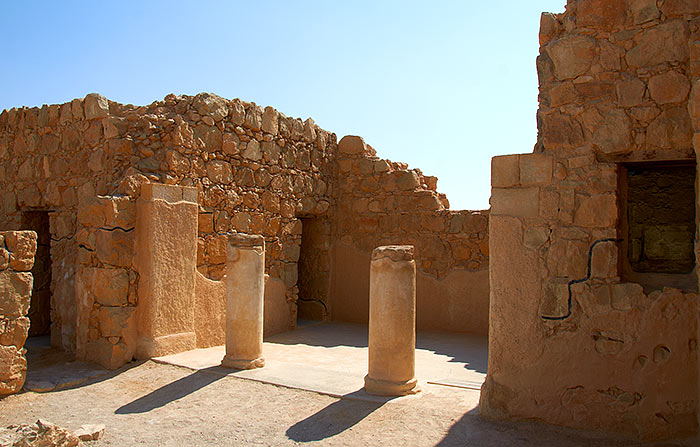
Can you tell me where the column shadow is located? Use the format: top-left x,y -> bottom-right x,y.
115,367 -> 225,414
285,389 -> 394,442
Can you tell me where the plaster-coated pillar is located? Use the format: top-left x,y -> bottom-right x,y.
364,245 -> 420,396
221,233 -> 265,369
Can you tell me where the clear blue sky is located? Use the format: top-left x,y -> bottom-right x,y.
1,1 -> 565,210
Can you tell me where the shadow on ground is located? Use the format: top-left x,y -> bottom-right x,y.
23,336 -> 144,393
115,367 -> 226,414
285,389 -> 393,442
436,406 -> 684,447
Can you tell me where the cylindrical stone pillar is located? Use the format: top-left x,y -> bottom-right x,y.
364,245 -> 420,396
221,233 -> 265,369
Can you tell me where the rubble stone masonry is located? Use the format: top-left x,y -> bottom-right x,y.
482,0 -> 700,441
0,230 -> 37,395
0,91 -> 489,373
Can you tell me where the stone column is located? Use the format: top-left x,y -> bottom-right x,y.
221,233 -> 265,369
364,245 -> 420,396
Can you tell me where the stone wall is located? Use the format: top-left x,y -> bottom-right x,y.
0,89 -> 492,372
0,231 -> 37,395
482,0 -> 700,441
332,136 -> 490,333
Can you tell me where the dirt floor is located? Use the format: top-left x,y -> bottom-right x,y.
1,359 -> 693,446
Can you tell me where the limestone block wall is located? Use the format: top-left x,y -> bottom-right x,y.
482,0 -> 700,441
332,136 -> 490,334
74,191 -> 139,369
0,231 -> 37,395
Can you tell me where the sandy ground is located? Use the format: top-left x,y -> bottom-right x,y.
0,359 -> 686,447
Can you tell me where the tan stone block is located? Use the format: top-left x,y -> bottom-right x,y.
491,155 -> 520,188
616,78 -> 646,107
242,139 -> 262,161
626,21 -> 689,68
84,93 -> 109,120
5,231 -> 37,272
206,160 -> 233,183
574,193 -> 617,228
96,228 -> 133,268
519,154 -> 552,185
549,82 -> 577,107
592,109 -> 631,155
245,103 -> 263,130
0,317 -> 29,348
198,213 -> 214,234
646,106 -> 693,149
104,197 -> 135,229
140,183 -> 195,203
523,226 -> 550,250
591,240 -> 618,279
547,240 -> 588,278
490,188 -> 539,218
394,171 -> 420,191
648,71 -> 690,105
661,0 -> 700,16
193,93 -> 228,121
85,338 -> 131,370
540,112 -> 584,149
84,267 -> 129,306
546,35 -> 596,80
539,279 -> 569,318
338,135 -> 366,154
262,106 -> 278,135
98,306 -> 136,338
0,345 -> 26,394
610,283 -> 644,311
628,0 -> 659,24
0,272 -> 33,318
576,0 -> 627,30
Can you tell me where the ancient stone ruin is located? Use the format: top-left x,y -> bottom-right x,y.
0,90 -> 488,387
482,0 -> 700,442
2,0 -> 700,443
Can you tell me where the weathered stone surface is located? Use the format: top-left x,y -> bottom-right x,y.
646,106 -> 693,149
626,21 -> 689,68
4,231 -> 37,271
616,78 -> 646,107
546,35 -> 596,80
575,0 -> 627,30
648,71 -> 690,104
206,160 -> 233,184
83,267 -> 129,306
490,188 -> 539,217
193,93 -> 228,121
84,93 -> 109,120
574,193 -> 617,228
592,109 -> 631,154
628,0 -> 660,24
0,272 -> 33,318
540,112 -> 584,148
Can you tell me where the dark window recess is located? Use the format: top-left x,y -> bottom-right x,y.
625,164 -> 696,274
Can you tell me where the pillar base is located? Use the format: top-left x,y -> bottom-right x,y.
221,355 -> 265,370
364,375 -> 420,396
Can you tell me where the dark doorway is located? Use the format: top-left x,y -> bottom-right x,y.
619,162 -> 697,292
297,218 -> 331,321
21,211 -> 52,337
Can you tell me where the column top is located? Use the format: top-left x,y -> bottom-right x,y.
372,245 -> 414,262
228,233 -> 265,248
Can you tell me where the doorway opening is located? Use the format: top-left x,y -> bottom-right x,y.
619,161 -> 697,293
21,211 -> 52,337
296,217 -> 331,322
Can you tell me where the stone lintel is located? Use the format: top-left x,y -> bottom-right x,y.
140,183 -> 197,204
371,245 -> 414,262
228,233 -> 265,248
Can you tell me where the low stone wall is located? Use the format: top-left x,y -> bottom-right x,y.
0,230 -> 37,395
